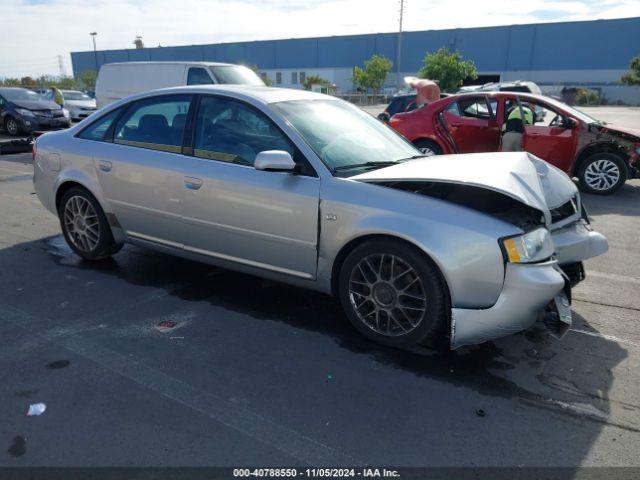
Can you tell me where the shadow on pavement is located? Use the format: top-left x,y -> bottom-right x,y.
0,233 -> 631,466
39,234 -> 629,410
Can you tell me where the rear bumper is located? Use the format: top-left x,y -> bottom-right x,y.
450,261 -> 566,349
551,220 -> 608,265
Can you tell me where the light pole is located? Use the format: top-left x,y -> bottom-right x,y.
396,0 -> 405,91
90,32 -> 98,73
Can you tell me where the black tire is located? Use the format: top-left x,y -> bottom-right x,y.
58,186 -> 122,260
413,139 -> 442,156
577,152 -> 627,195
338,239 -> 448,347
4,116 -> 21,136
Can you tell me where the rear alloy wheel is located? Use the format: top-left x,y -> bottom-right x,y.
59,187 -> 121,260
413,139 -> 442,157
4,116 -> 20,136
339,239 -> 447,347
578,152 -> 627,195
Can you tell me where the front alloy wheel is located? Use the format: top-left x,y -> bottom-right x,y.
578,153 -> 626,195
5,117 -> 20,136
349,253 -> 427,337
339,239 -> 447,347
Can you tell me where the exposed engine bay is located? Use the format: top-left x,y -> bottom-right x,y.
377,181 -> 546,230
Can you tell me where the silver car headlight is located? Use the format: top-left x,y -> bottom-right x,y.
501,227 -> 554,263
62,108 -> 70,118
16,108 -> 35,117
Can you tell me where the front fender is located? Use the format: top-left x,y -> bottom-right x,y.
318,179 -> 520,308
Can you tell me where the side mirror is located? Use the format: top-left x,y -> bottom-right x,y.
562,117 -> 578,129
377,112 -> 390,123
254,150 -> 296,172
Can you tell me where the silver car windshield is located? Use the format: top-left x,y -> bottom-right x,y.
62,91 -> 92,100
273,99 -> 421,175
209,66 -> 265,86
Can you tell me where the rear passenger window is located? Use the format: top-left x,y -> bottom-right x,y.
187,68 -> 213,85
77,108 -> 122,142
447,97 -> 492,120
114,96 -> 191,152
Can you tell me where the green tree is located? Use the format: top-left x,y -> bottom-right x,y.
20,76 -> 36,87
1,78 -> 21,87
56,76 -> 76,89
302,74 -> 330,90
77,70 -> 98,89
351,54 -> 393,94
418,47 -> 478,93
620,56 -> 640,85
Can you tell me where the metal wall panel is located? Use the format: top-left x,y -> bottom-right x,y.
71,17 -> 640,77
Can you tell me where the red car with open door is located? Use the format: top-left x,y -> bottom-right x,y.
388,92 -> 640,194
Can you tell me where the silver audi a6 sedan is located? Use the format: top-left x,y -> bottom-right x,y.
33,85 -> 608,349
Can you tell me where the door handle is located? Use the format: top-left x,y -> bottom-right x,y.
184,177 -> 203,190
98,160 -> 112,172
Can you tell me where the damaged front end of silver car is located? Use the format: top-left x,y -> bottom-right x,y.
352,151 -> 608,348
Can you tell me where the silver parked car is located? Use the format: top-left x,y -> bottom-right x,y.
33,86 -> 608,349
42,89 -> 97,121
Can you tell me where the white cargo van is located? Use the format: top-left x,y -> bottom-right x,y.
95,61 -> 265,108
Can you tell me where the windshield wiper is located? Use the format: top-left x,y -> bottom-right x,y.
332,161 -> 401,172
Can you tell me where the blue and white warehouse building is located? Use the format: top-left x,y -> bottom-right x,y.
71,17 -> 640,103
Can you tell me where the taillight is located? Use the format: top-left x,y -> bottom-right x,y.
32,139 -> 37,162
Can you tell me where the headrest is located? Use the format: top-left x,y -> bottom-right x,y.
138,114 -> 168,131
172,113 -> 186,130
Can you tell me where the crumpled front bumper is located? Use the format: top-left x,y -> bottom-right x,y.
551,220 -> 608,265
450,260 -> 566,349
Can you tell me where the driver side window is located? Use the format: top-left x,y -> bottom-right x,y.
193,96 -> 295,166
506,99 -> 562,127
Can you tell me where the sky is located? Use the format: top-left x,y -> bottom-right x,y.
0,0 -> 638,78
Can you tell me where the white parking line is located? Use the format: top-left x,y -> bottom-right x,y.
570,328 -> 640,348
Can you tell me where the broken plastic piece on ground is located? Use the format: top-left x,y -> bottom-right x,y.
475,408 -> 486,417
156,320 -> 177,332
27,403 -> 46,416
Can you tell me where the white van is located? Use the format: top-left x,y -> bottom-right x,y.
95,61 -> 265,108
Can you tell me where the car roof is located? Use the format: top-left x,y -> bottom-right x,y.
0,87 -> 30,92
120,85 -> 332,106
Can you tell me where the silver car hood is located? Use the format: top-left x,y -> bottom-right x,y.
351,152 -> 578,223
65,99 -> 96,108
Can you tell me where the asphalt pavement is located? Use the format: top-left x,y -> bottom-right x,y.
0,109 -> 639,469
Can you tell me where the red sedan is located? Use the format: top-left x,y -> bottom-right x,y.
388,92 -> 640,194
